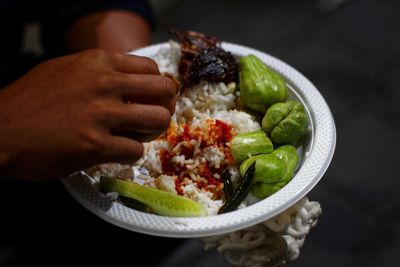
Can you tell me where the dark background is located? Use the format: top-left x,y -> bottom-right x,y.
1,0 -> 399,266
151,0 -> 400,266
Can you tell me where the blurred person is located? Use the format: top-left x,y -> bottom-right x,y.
0,1 -> 183,266
0,0 -> 177,181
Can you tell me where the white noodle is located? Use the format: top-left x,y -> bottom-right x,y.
200,197 -> 322,267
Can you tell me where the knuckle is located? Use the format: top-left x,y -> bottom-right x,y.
85,99 -> 112,122
78,49 -> 110,67
89,99 -> 108,113
79,130 -> 104,153
83,48 -> 108,59
95,71 -> 119,90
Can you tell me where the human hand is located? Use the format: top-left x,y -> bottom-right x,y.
0,49 -> 177,181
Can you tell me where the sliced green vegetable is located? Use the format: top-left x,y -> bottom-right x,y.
239,145 -> 299,199
118,196 -> 153,213
262,101 -> 308,145
239,154 -> 265,177
100,176 -> 208,217
251,181 -> 286,198
254,155 -> 288,184
239,54 -> 288,113
230,130 -> 273,163
250,145 -> 299,199
219,163 -> 255,214
241,154 -> 288,186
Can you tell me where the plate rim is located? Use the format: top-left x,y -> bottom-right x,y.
62,41 -> 336,238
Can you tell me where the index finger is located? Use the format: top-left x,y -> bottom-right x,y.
111,53 -> 160,75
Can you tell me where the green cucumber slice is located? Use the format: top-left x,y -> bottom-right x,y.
99,176 -> 208,217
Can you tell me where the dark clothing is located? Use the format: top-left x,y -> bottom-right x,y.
0,180 -> 184,266
0,0 -> 154,87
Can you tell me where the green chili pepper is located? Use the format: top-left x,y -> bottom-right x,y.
221,169 -> 234,201
219,163 -> 255,214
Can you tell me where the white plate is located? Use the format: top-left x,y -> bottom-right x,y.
62,42 -> 336,238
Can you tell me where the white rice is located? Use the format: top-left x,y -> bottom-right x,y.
90,42 -> 260,216
153,41 -> 181,75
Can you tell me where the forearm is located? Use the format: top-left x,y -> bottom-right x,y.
65,10 -> 152,53
0,50 -> 175,181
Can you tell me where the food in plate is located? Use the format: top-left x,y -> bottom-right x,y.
99,176 -> 207,217
239,54 -> 288,113
88,30 -> 309,217
262,101 -> 309,145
